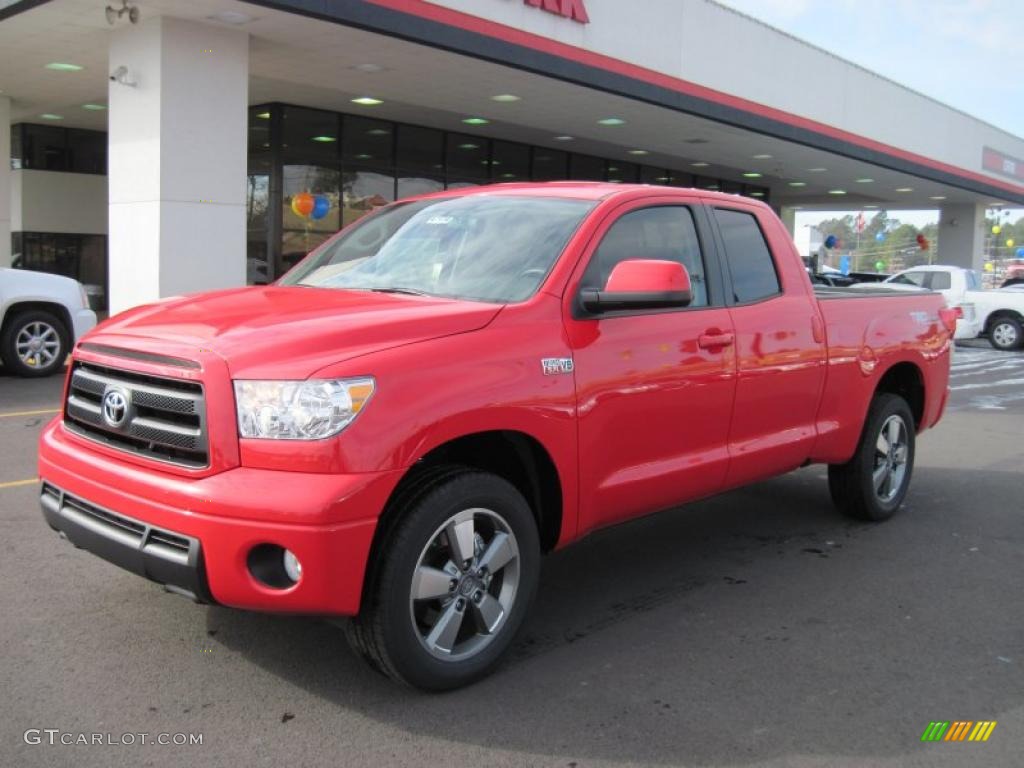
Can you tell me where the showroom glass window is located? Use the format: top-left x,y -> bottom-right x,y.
446,133 -> 490,188
397,125 -> 444,200
247,107 -> 273,284
342,115 -> 396,230
280,106 -> 341,276
491,140 -> 530,183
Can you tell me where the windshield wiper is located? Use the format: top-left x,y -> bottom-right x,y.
367,287 -> 431,297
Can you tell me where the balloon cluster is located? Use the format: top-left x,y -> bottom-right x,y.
915,233 -> 930,251
291,192 -> 331,221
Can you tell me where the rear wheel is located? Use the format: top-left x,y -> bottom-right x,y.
0,310 -> 69,377
828,393 -> 915,522
346,469 -> 540,690
988,316 -> 1023,351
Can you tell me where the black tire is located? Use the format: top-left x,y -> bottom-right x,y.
988,315 -> 1023,352
346,468 -> 540,691
828,393 -> 915,522
0,310 -> 69,378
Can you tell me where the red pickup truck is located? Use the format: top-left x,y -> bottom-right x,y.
38,183 -> 953,690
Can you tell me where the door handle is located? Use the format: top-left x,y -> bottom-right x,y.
698,331 -> 735,350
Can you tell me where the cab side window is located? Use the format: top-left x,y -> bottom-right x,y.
713,208 -> 781,303
581,206 -> 708,307
928,271 -> 951,290
891,271 -> 927,287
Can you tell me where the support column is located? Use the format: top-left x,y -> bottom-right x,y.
108,16 -> 248,314
777,205 -> 797,239
0,97 -> 11,268
937,203 -> 986,271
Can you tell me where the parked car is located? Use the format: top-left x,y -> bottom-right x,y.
0,267 -> 97,377
870,265 -> 1024,350
38,184 -> 953,690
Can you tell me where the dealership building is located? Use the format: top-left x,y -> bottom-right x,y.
2,0 -> 1023,313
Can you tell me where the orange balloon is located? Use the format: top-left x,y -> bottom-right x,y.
291,192 -> 314,218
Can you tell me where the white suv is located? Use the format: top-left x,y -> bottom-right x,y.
0,268 -> 97,377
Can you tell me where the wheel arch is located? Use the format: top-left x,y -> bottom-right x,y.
357,429 -> 566,615
985,308 -> 1023,332
874,361 -> 925,430
0,300 -> 73,340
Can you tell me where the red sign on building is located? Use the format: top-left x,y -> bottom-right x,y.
982,147 -> 1024,182
524,0 -> 590,24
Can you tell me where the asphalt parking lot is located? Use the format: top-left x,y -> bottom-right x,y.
1,343 -> 1022,768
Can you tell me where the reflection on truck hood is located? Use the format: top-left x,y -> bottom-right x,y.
91,286 -> 502,378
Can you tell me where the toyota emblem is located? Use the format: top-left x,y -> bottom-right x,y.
102,388 -> 130,428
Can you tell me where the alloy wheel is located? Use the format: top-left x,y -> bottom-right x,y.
409,507 -> 521,662
873,414 -> 909,503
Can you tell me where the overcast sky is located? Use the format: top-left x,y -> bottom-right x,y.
714,0 -> 1024,229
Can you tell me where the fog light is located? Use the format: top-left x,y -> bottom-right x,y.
283,549 -> 302,583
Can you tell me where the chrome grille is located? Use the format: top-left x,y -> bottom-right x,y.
64,361 -> 208,468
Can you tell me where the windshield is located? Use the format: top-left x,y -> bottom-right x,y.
281,195 -> 595,303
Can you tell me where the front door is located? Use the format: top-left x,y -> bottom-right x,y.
565,200 -> 737,534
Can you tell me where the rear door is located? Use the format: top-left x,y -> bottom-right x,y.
565,197 -> 737,533
708,203 -> 827,488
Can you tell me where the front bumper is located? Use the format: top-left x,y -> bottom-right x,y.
38,419 -> 402,615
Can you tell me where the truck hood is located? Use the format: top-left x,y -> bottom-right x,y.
89,286 -> 502,378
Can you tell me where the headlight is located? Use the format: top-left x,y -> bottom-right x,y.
234,378 -> 375,440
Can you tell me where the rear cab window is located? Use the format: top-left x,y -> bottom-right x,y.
713,208 -> 781,303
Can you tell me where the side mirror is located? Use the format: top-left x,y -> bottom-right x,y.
580,259 -> 693,313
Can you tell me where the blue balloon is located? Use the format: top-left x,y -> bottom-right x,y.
1017,247 -> 1024,258
824,235 -> 838,249
875,231 -> 886,242
310,194 -> 330,221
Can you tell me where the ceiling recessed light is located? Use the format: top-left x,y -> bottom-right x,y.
491,94 -> 521,103
256,111 -> 271,119
828,189 -> 847,195
895,187 -> 913,193
501,173 -> 517,179
742,172 -> 762,178
81,103 -> 106,111
597,118 -> 626,126
352,63 -> 384,73
705,185 -> 720,190
207,10 -> 252,24
354,153 -> 373,160
855,178 -> 874,183
366,128 -> 390,136
351,97 -> 383,106
553,135 -> 574,142
311,135 -> 336,142
752,154 -> 773,159
462,117 -> 490,125
749,191 -> 766,197
930,195 -> 947,200
656,176 -> 671,182
788,181 -> 807,187
39,113 -> 63,120
807,167 -> 827,172
608,166 -> 619,172
628,149 -> 649,156
458,143 -> 480,150
690,161 -> 710,168
45,62 -> 83,72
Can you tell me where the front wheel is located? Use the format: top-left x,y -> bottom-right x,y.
346,469 -> 540,690
988,316 -> 1023,351
828,393 -> 915,522
0,310 -> 69,377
